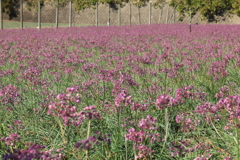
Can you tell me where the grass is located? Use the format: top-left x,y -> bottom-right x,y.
0,24 -> 239,159
2,20 -> 98,29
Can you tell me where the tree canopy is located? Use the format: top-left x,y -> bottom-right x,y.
169,0 -> 240,22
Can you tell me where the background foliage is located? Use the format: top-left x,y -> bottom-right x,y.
2,0 -> 240,22
169,0 -> 240,22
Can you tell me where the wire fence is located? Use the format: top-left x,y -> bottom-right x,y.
0,1 -> 206,29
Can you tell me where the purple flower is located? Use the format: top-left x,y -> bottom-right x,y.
2,144 -> 61,160
155,94 -> 176,109
135,144 -> 154,159
215,86 -> 230,98
138,115 -> 157,130
208,61 -> 228,80
131,102 -> 149,111
125,128 -> 146,143
0,84 -> 21,105
1,132 -> 20,146
114,90 -> 132,107
75,136 -> 97,150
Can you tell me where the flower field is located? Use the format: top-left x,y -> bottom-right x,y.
0,24 -> 240,159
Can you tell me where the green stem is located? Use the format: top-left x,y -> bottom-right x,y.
237,128 -> 240,159
134,143 -> 137,160
67,124 -> 70,159
164,72 -> 168,92
86,120 -> 91,160
125,137 -> 128,160
210,118 -> 226,144
56,117 -> 66,144
161,108 -> 169,154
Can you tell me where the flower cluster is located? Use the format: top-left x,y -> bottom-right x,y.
75,136 -> 97,151
114,90 -> 132,107
1,132 -> 20,146
0,84 -> 21,105
175,113 -> 200,132
194,102 -> 222,123
170,141 -> 212,158
125,128 -> 145,143
125,115 -> 160,159
83,105 -> 101,120
208,61 -> 228,80
47,86 -> 101,126
47,102 -> 84,126
2,144 -> 63,160
131,102 -> 149,112
138,115 -> 157,130
56,86 -> 81,103
170,140 -> 193,157
216,95 -> 240,130
155,94 -> 176,109
175,85 -> 207,102
75,133 -> 111,151
215,86 -> 230,99
194,154 -> 212,160
135,145 -> 154,159
47,103 -> 101,126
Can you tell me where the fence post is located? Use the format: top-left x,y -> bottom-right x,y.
173,5 -> 176,23
129,3 -> 131,25
56,0 -> 59,28
96,2 -> 98,26
108,3 -> 110,26
69,1 -> 72,27
158,7 -> 162,24
149,3 -> 152,25
168,5 -> 176,24
189,7 -> 192,33
166,4 -> 169,24
38,0 -> 41,29
0,0 -> 2,29
20,0 -> 23,29
138,4 -> 140,25
168,8 -> 172,23
118,4 -> 121,26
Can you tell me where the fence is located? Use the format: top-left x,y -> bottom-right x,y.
1,1 -> 190,29
6,0 -> 240,29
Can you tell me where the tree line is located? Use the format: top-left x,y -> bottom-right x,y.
2,0 -> 240,22
170,0 -> 240,22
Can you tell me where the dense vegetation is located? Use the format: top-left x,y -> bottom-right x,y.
2,0 -> 240,21
0,24 -> 240,159
169,0 -> 240,22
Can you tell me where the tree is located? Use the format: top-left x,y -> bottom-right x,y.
232,0 -> 240,16
2,0 -> 19,19
198,0 -> 233,21
170,0 -> 236,22
170,0 -> 201,20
